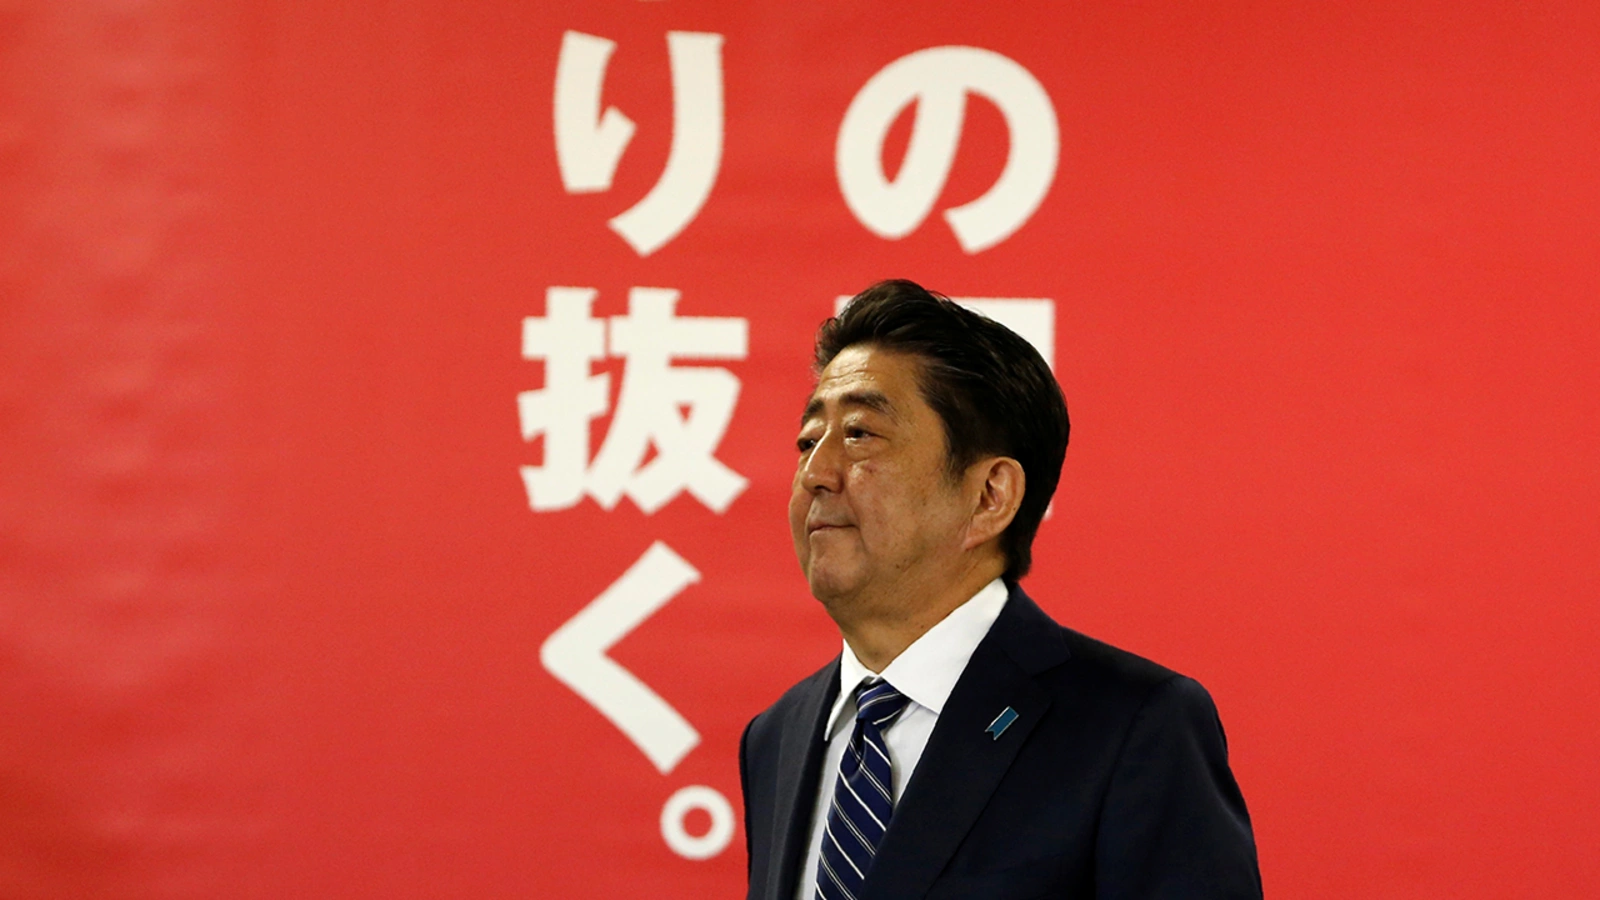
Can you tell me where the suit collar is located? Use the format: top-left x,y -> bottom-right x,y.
762,658 -> 839,900
862,583 -> 1069,899
984,580 -> 1071,676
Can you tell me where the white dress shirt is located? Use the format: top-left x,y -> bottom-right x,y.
794,578 -> 1009,900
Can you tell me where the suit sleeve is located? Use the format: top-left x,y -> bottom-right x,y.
1094,675 -> 1262,899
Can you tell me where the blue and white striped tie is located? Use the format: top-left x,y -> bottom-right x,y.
815,680 -> 911,900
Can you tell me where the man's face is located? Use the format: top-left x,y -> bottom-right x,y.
789,345 -> 975,608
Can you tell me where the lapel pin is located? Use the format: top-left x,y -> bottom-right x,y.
985,706 -> 1019,741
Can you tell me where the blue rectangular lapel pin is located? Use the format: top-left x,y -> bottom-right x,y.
985,706 -> 1019,740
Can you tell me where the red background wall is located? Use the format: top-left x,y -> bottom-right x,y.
3,1 -> 1597,897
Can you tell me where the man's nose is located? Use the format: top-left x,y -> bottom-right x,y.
798,432 -> 844,494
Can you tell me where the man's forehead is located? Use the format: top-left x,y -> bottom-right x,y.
801,346 -> 923,423
800,387 -> 898,424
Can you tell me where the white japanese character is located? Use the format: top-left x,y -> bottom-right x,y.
518,287 -> 748,514
836,46 -> 1058,253
554,31 -> 725,257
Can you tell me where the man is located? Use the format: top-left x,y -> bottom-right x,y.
740,280 -> 1261,900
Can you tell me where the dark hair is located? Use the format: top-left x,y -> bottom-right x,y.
815,279 -> 1069,580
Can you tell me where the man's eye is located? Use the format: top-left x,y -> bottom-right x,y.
796,437 -> 817,452
845,427 -> 872,440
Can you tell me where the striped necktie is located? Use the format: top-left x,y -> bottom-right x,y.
815,680 -> 911,900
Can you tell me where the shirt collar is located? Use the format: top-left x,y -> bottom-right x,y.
823,577 -> 1010,739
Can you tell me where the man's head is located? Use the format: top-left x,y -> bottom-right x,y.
789,279 -> 1069,613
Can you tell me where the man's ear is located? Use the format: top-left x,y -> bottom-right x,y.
965,457 -> 1024,550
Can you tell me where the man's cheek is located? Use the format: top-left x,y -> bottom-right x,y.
786,490 -> 808,527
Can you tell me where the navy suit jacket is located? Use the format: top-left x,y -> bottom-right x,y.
740,584 -> 1262,900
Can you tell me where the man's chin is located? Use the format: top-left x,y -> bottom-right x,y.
806,566 -> 865,611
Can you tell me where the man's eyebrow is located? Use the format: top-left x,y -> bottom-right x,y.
800,389 -> 898,425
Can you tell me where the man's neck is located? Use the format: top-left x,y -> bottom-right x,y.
832,556 -> 1005,672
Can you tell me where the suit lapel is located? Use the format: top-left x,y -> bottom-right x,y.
761,659 -> 840,900
862,587 -> 1070,900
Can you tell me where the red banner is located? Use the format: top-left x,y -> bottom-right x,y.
3,1 -> 1598,897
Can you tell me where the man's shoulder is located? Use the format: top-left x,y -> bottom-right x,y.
1058,619 -> 1183,687
1004,584 -> 1203,708
982,586 -> 1235,783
